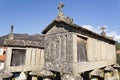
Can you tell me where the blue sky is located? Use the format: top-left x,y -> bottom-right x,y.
0,0 -> 120,41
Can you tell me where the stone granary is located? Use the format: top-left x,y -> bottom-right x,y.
4,29 -> 45,73
0,2 -> 117,80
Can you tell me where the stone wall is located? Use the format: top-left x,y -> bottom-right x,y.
5,47 -> 44,72
45,32 -> 74,72
45,32 -> 116,74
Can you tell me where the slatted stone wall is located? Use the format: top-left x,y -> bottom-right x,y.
45,32 -> 73,63
45,32 -> 74,72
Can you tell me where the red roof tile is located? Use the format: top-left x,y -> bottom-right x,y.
0,55 -> 5,61
117,50 -> 120,54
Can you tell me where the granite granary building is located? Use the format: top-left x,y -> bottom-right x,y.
0,2 -> 118,80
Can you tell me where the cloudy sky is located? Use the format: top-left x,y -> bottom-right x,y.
0,0 -> 120,42
82,25 -> 120,42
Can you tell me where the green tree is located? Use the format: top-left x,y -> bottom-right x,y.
116,42 -> 120,51
116,42 -> 120,64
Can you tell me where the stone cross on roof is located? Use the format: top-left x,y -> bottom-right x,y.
100,26 -> 106,36
10,25 -> 14,33
58,2 -> 64,14
8,25 -> 14,40
56,2 -> 73,24
100,26 -> 106,32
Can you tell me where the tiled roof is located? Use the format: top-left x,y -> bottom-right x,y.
0,34 -> 45,48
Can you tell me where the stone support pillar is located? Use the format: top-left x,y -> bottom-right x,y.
29,71 -> 38,80
90,68 -> 103,80
61,73 -> 75,80
74,74 -> 83,80
32,76 -> 37,80
61,73 -> 83,80
91,77 -> 98,80
43,79 -> 50,80
113,64 -> 120,80
43,77 -> 51,80
104,66 -> 114,80
40,68 -> 53,80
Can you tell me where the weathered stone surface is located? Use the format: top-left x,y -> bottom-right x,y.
66,33 -> 73,62
104,66 -> 114,71
61,74 -> 75,80
113,69 -> 119,80
5,47 -> 44,72
107,77 -> 118,80
61,74 -> 83,80
29,68 -> 53,77
0,69 -> 13,78
74,74 -> 83,80
45,32 -> 74,72
104,66 -> 115,80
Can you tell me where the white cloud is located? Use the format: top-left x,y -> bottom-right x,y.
81,25 -> 120,42
82,25 -> 100,34
106,32 -> 120,42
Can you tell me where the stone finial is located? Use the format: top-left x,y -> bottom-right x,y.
113,64 -> 120,69
40,68 -> 53,77
10,25 -> 14,33
90,68 -> 103,77
8,25 -> 14,40
56,2 -> 73,24
104,66 -> 114,71
58,2 -> 64,15
29,68 -> 53,77
57,2 -> 64,18
100,26 -> 106,36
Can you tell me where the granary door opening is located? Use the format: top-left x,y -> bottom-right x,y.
77,36 -> 87,62
10,49 -> 26,66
